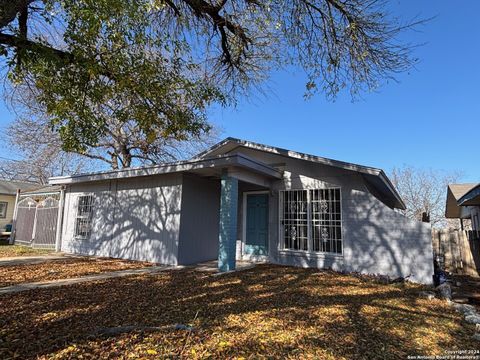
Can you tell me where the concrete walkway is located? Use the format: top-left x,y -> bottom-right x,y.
0,265 -> 174,295
0,258 -> 259,295
0,254 -> 67,266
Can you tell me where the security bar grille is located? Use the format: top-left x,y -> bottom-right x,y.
280,190 -> 308,251
74,195 -> 94,239
280,188 -> 342,254
311,188 -> 342,254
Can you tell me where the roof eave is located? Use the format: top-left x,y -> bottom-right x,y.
196,138 -> 406,210
49,154 -> 283,185
378,170 -> 406,210
458,184 -> 480,206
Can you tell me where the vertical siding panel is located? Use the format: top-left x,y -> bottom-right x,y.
177,174 -> 220,265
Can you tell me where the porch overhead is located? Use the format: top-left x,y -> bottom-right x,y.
49,153 -> 283,186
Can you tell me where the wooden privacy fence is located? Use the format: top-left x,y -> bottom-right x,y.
14,196 -> 59,249
432,229 -> 480,276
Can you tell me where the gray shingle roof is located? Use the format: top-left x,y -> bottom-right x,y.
448,183 -> 478,201
458,184 -> 480,206
445,183 -> 480,218
20,184 -> 62,195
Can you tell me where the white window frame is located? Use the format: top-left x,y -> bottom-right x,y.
73,194 -> 95,239
279,187 -> 343,256
0,201 -> 7,219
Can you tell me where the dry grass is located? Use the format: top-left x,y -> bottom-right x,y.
0,257 -> 155,288
0,244 -> 53,258
0,264 -> 477,359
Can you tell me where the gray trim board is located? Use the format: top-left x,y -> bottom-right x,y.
50,153 -> 283,185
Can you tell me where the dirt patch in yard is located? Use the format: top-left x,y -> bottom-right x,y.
0,244 -> 53,258
0,257 -> 155,287
0,265 -> 477,359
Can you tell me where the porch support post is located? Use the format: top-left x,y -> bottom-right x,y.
218,173 -> 238,272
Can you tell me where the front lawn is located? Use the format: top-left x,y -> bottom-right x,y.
0,244 -> 53,258
0,264 -> 476,359
0,257 -> 156,288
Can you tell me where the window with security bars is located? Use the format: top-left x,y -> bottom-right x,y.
280,190 -> 308,251
280,188 -> 342,254
311,188 -> 342,254
74,195 -> 94,239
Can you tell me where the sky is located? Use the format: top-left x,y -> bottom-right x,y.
0,1 -> 479,181
209,1 -> 480,181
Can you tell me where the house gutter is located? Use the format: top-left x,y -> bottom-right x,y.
378,170 -> 407,210
48,154 -> 283,185
458,184 -> 480,206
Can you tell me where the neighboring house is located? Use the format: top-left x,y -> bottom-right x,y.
49,138 -> 434,283
446,183 -> 480,231
0,180 -> 39,231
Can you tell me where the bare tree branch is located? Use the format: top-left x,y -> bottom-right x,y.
390,165 -> 463,229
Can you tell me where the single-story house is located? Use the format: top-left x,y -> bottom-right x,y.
0,180 -> 39,233
446,183 -> 480,231
49,138 -> 434,283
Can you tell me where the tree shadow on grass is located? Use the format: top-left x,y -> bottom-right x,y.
0,265 -> 475,359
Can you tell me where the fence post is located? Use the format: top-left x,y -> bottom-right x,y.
9,189 -> 21,245
54,187 -> 65,252
453,230 -> 461,272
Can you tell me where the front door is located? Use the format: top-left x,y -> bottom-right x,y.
245,193 -> 269,256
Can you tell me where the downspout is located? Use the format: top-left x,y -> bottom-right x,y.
55,186 -> 66,252
9,189 -> 21,245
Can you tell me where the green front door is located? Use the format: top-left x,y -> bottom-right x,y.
245,193 -> 269,256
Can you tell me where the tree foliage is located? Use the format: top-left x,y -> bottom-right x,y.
4,84 -> 222,169
2,0 -> 226,167
0,0 -> 425,168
